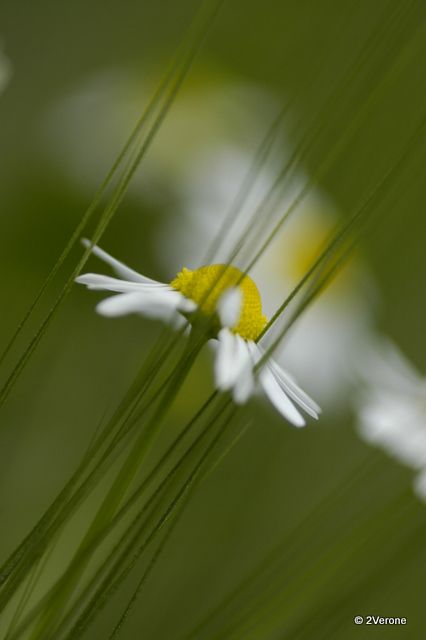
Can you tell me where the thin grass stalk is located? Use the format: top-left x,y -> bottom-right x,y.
1,410 -> 116,640
3,542 -> 57,640
12,403 -> 236,640
210,492 -> 414,640
80,420 -> 372,640
181,2 -> 396,299
218,0 -> 414,275
194,0 -> 421,326
239,3 -> 424,281
62,406 -> 238,640
0,345 -> 215,619
108,417 -> 251,639
297,520 -> 426,640
258,111 -> 426,366
0,330 -> 187,608
0,0 -> 224,413
108,501 -> 182,640
28,331 -> 207,638
232,500 -> 418,640
278,152 -> 424,345
202,101 -> 292,265
202,0 -> 369,266
0,62 -> 176,371
5,393 -> 227,639
180,453 -> 379,640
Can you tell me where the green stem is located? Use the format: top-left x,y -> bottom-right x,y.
30,333 -> 205,639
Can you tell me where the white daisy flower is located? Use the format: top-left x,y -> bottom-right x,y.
76,240 -> 320,427
162,142 -> 376,411
355,339 -> 426,501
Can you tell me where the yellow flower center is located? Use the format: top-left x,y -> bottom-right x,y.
170,264 -> 267,341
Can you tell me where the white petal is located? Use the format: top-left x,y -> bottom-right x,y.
82,238 -> 159,283
260,366 -> 306,427
267,358 -> 320,419
232,338 -> 255,404
96,290 -> 188,324
170,314 -> 191,332
96,292 -> 148,317
176,297 -> 197,313
214,328 -> 240,390
214,330 -> 255,403
76,273 -> 169,293
217,287 -> 242,329
247,342 -> 305,427
246,339 -> 262,364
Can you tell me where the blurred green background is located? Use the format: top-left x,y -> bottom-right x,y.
0,0 -> 425,638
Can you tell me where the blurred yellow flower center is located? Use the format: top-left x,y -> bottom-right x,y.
170,264 -> 267,341
287,218 -> 330,280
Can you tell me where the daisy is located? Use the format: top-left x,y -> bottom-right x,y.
76,240 -> 320,427
355,339 -> 426,501
159,142 -> 376,412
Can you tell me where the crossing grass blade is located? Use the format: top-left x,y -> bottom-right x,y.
257,111 -> 426,365
0,330 -> 188,609
0,0 -> 224,607
7,398 -> 235,639
107,420 -> 251,639
0,0 -> 225,414
240,2 -> 426,280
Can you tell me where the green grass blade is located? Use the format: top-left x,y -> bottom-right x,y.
0,0 -> 225,414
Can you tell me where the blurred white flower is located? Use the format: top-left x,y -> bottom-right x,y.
76,240 -> 320,427
253,201 -> 375,411
41,67 -> 274,203
163,138 -> 376,411
356,339 -> 426,502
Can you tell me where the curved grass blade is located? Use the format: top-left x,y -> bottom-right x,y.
0,0 -> 225,610
258,111 -> 426,365
218,0 -> 417,276
179,453 -> 378,639
215,493 -> 414,640
0,330 -> 184,605
108,420 -> 251,639
0,0 -> 225,414
8,397 -> 233,639
62,408 -> 238,640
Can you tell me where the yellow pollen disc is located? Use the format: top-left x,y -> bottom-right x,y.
170,264 -> 268,341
